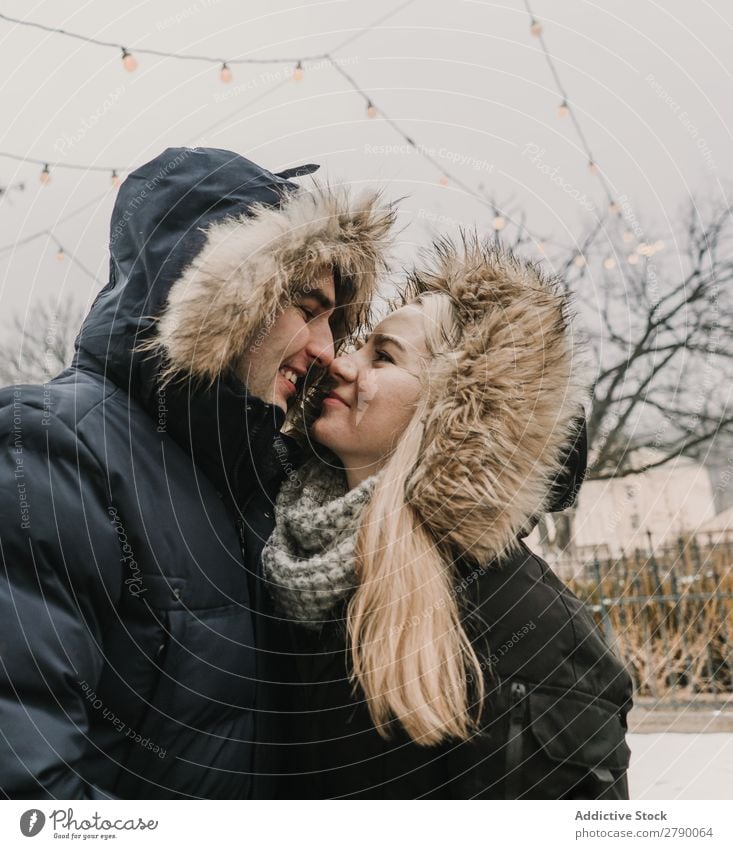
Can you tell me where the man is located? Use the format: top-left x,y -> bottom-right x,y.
0,147 -> 393,799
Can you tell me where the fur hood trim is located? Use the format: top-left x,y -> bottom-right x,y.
403,236 -> 586,564
150,182 -> 395,383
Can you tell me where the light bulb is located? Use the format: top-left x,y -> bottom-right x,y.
654,239 -> 665,252
111,170 -> 121,188
293,61 -> 304,81
573,254 -> 586,268
366,101 -> 378,119
603,257 -> 617,269
220,63 -> 232,83
492,215 -> 506,231
537,241 -> 546,254
622,230 -> 634,243
530,19 -> 543,37
439,175 -> 449,186
588,160 -> 599,175
56,248 -> 65,261
557,100 -> 569,118
628,253 -> 639,265
40,164 -> 51,185
121,48 -> 138,72
609,200 -> 619,215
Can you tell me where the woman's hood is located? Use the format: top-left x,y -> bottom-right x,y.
403,236 -> 586,564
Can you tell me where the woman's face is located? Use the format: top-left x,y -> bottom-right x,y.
312,304 -> 428,477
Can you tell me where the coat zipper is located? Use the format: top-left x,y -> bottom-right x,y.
236,515 -> 248,562
504,681 -> 527,799
113,608 -> 172,790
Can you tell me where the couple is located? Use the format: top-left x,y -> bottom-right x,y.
0,147 -> 631,800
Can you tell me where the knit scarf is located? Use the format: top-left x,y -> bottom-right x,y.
261,458 -> 376,630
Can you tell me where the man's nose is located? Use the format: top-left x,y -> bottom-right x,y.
306,321 -> 335,368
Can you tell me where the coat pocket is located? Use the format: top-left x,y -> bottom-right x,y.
505,683 -> 631,800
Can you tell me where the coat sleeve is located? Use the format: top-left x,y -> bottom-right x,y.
0,396 -> 123,799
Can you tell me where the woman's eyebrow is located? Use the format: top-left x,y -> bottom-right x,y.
371,332 -> 407,353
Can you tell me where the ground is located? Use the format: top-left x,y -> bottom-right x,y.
627,700 -> 733,798
628,733 -> 733,799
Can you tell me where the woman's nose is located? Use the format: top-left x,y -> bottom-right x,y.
328,352 -> 358,383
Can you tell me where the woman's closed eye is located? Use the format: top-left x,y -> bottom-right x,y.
374,348 -> 394,364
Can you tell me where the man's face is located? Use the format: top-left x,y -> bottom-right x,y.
236,268 -> 337,411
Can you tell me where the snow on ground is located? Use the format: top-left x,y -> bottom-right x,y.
628,733 -> 733,799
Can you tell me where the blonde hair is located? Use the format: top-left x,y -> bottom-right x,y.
348,293 -> 485,745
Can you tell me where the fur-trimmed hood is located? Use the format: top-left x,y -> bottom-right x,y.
402,237 -> 585,564
75,147 -> 394,391
154,181 -> 394,384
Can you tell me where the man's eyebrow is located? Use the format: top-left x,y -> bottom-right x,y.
301,289 -> 335,311
371,332 -> 407,353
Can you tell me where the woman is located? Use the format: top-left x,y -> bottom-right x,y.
261,236 -> 632,799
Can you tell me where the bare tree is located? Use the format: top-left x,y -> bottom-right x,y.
0,298 -> 82,385
570,197 -> 733,480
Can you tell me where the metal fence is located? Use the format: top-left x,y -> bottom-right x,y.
567,534 -> 733,697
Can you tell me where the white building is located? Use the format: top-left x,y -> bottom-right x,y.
529,449 -> 718,561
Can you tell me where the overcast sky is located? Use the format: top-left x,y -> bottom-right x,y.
0,0 -> 731,327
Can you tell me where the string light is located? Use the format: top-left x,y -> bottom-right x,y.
609,200 -> 619,215
0,152 -> 127,185
588,160 -> 599,175
622,230 -> 634,243
654,239 -> 664,252
0,225 -> 101,282
0,12 -> 328,72
439,175 -> 450,186
628,253 -> 639,265
111,170 -> 121,188
573,254 -> 586,267
1,3 -> 572,255
0,5 -> 417,266
2,1 -> 620,246
523,0 -> 622,223
492,215 -> 506,231
121,48 -> 138,72
603,257 -> 617,269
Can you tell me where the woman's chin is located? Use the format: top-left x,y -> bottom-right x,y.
311,416 -> 333,449
312,418 -> 350,463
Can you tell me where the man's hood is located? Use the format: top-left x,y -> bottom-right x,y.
403,237 -> 586,565
75,147 -> 393,391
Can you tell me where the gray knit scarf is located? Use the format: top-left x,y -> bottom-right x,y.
261,458 -> 376,630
